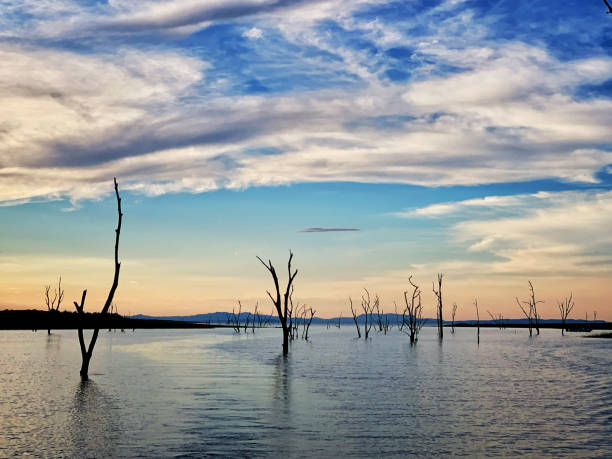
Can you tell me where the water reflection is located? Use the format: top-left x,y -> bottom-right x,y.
45,333 -> 61,353
272,353 -> 291,411
71,380 -> 120,458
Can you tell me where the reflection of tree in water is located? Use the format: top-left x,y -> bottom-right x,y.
44,333 -> 61,354
70,380 -> 121,458
272,353 -> 291,409
269,353 -> 295,454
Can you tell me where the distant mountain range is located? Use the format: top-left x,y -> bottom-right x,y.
131,312 -> 606,327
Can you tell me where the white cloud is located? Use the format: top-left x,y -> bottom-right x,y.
243,26 -> 263,39
399,192 -> 556,217
454,190 -> 612,277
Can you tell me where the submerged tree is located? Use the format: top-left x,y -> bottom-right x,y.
402,276 -> 425,344
557,294 -> 575,336
432,273 -> 444,339
73,178 -> 123,380
257,251 -> 298,355
302,306 -> 315,340
516,281 -> 543,336
349,297 -> 361,338
44,276 -> 64,335
474,298 -> 480,344
360,289 -> 376,339
451,302 -> 458,334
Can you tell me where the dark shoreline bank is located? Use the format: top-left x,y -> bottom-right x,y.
0,309 -> 228,330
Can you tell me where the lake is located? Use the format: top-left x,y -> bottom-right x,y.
1,326 -> 610,457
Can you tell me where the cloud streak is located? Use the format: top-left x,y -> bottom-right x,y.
299,228 -> 360,232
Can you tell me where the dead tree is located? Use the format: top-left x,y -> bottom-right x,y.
432,273 -> 444,339
253,302 -> 261,332
528,281 -> 542,334
375,301 -> 389,334
231,301 -> 242,333
402,276 -> 425,343
361,289 -> 376,339
257,251 -> 298,355
516,296 -> 533,335
73,178 -> 122,380
349,297 -> 361,338
243,312 -> 251,333
44,276 -> 64,334
302,307 -> 315,340
557,294 -> 575,336
474,298 -> 480,344
487,310 -> 504,330
451,302 -> 458,333
516,281 -> 543,336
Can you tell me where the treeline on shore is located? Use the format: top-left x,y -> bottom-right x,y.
2,308 -> 609,331
0,309 -> 222,330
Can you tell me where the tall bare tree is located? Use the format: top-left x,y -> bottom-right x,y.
432,273 -> 444,339
361,289 -> 376,339
557,294 -> 575,336
402,276 -> 425,343
516,280 -> 543,336
302,307 -> 315,340
44,276 -> 64,335
257,251 -> 298,355
73,178 -> 123,380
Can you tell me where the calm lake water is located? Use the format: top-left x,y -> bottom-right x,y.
1,326 -> 610,458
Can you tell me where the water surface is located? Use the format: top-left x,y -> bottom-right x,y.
1,327 -> 610,457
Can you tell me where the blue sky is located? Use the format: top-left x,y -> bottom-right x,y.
0,0 -> 611,319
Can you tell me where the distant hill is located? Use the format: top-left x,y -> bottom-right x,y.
131,312 -> 609,328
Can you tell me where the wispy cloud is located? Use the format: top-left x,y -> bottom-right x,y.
397,192 -> 556,217
299,227 -> 360,232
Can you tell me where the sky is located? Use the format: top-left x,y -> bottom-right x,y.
1,0 -> 611,320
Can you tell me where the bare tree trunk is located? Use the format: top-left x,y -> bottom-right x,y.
474,299 -> 480,344
73,178 -> 123,381
257,251 -> 298,356
361,289 -> 376,339
349,297 -> 361,338
528,281 -> 542,335
44,276 -> 64,334
402,276 -> 425,344
304,307 -> 315,340
432,274 -> 443,340
558,294 -> 574,337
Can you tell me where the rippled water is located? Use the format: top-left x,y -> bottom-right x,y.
1,326 -> 610,457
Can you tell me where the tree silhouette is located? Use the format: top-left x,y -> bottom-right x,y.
558,294 -> 575,336
73,178 -> 123,380
44,276 -> 64,334
432,273 -> 444,339
402,276 -> 425,344
257,251 -> 298,355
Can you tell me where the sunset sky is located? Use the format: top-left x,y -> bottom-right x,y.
1,0 -> 611,320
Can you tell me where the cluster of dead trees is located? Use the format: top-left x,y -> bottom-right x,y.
228,301 -> 273,333
345,276 -> 430,343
